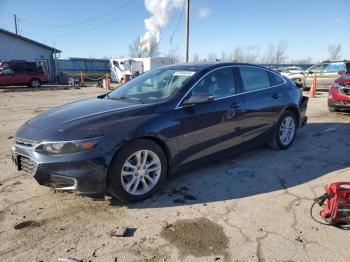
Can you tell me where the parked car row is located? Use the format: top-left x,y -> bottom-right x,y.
284,60 -> 350,89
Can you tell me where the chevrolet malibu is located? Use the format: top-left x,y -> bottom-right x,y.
12,63 -> 308,202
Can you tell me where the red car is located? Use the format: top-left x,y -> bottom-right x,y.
328,71 -> 350,112
0,66 -> 48,88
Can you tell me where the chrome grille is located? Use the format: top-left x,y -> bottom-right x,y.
15,137 -> 40,148
18,155 -> 37,175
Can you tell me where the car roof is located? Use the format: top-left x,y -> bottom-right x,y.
161,62 -> 269,72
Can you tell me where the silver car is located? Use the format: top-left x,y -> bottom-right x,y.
286,61 -> 349,89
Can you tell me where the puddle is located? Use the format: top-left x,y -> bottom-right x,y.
161,217 -> 230,261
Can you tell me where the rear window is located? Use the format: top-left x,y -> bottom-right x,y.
239,67 -> 270,92
268,72 -> 284,86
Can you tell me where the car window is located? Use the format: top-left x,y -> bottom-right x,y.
324,62 -> 346,73
1,68 -> 14,75
268,72 -> 285,86
191,68 -> 236,99
308,64 -> 327,73
239,67 -> 270,92
15,68 -> 31,74
108,68 -> 197,104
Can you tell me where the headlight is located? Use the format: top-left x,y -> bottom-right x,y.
38,137 -> 102,155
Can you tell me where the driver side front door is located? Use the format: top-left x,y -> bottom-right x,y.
174,67 -> 244,165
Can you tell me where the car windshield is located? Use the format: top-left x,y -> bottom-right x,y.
108,68 -> 197,104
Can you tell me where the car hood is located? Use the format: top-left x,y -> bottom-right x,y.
16,97 -> 145,141
335,73 -> 350,84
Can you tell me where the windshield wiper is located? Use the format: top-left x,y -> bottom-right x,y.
113,96 -> 144,104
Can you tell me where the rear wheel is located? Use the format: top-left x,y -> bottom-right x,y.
107,139 -> 167,202
269,111 -> 297,150
29,78 -> 41,88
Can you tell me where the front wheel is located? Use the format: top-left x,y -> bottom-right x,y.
29,79 -> 41,88
107,139 -> 167,202
269,111 -> 297,150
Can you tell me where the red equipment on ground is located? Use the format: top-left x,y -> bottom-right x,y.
312,182 -> 350,226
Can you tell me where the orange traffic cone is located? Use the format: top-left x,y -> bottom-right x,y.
80,72 -> 85,87
308,74 -> 317,98
105,74 -> 110,90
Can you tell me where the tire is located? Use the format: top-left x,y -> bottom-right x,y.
107,139 -> 167,202
328,106 -> 338,112
29,78 -> 41,88
269,110 -> 297,150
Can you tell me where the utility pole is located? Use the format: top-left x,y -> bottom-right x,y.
185,0 -> 190,63
14,14 -> 18,35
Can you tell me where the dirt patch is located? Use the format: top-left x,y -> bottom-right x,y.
161,217 -> 230,261
14,220 -> 43,230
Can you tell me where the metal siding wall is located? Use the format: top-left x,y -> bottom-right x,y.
56,59 -> 109,73
0,32 -> 56,81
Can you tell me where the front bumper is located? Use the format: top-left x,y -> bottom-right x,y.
11,139 -> 108,194
328,86 -> 350,109
299,95 -> 308,127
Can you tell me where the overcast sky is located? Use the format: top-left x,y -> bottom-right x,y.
0,0 -> 349,62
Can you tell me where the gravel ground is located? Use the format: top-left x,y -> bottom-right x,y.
0,87 -> 349,262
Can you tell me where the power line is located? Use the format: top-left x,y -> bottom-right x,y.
170,0 -> 185,44
21,6 -> 144,38
20,0 -> 136,28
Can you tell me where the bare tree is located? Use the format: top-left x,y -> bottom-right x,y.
263,41 -> 288,64
192,53 -> 199,63
275,41 -> 288,64
207,52 -> 217,61
328,44 -> 342,60
220,51 -> 227,61
145,41 -> 160,57
128,37 -> 143,57
169,46 -> 182,64
263,43 -> 275,64
232,47 -> 244,62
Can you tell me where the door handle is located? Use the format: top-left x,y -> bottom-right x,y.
230,102 -> 242,109
271,93 -> 282,99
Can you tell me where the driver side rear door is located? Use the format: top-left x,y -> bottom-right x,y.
174,67 -> 244,165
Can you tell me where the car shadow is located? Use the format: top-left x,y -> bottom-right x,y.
108,122 -> 350,209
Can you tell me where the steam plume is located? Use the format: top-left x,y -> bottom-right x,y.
140,0 -> 184,54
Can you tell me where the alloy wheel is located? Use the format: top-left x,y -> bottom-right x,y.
121,150 -> 161,195
279,116 -> 296,146
31,80 -> 40,88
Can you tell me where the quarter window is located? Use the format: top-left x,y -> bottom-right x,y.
239,67 -> 270,92
191,68 -> 236,99
268,72 -> 284,86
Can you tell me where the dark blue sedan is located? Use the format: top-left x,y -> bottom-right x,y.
12,63 -> 308,202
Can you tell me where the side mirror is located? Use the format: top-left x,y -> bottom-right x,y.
182,93 -> 214,106
338,70 -> 346,75
308,71 -> 313,74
